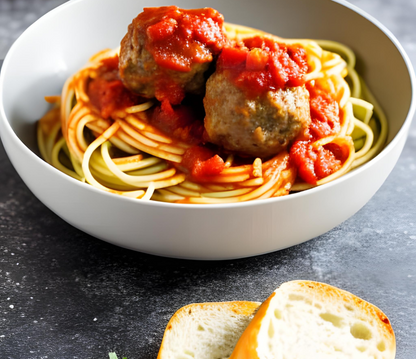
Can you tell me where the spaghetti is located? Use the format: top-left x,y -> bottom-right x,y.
37,11 -> 387,204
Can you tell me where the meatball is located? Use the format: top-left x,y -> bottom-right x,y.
204,71 -> 311,158
119,6 -> 227,105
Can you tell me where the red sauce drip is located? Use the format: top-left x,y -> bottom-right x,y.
141,6 -> 227,72
307,83 -> 340,140
151,99 -> 204,145
151,100 -> 226,178
154,81 -> 186,108
289,81 -> 344,184
217,36 -> 308,97
181,146 -> 225,179
290,141 -> 343,185
88,55 -> 140,118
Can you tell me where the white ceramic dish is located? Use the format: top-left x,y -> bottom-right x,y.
0,0 -> 414,260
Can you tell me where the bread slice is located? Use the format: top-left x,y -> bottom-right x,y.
157,301 -> 261,359
229,280 -> 396,359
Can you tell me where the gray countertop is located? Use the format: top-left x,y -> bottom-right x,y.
1,0 -> 416,358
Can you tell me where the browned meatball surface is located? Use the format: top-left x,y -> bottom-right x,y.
119,6 -> 227,105
204,71 -> 311,158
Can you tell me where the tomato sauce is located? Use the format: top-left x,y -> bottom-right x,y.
87,55 -> 140,119
181,145 -> 225,179
139,6 -> 227,72
290,141 -> 343,184
150,100 -> 228,178
307,83 -> 340,140
151,99 -> 204,145
288,80 -> 344,184
217,36 -> 308,97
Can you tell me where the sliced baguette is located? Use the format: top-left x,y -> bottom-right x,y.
230,280 -> 395,359
157,301 -> 261,359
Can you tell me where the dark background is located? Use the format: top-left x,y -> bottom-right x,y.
1,0 -> 416,358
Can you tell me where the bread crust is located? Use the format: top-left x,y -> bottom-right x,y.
230,280 -> 396,359
282,280 -> 395,343
157,301 -> 261,359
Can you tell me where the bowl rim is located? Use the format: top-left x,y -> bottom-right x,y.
0,0 -> 415,211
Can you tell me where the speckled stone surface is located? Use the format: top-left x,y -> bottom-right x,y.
0,0 -> 416,358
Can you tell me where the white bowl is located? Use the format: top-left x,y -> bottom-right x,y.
0,0 -> 414,259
